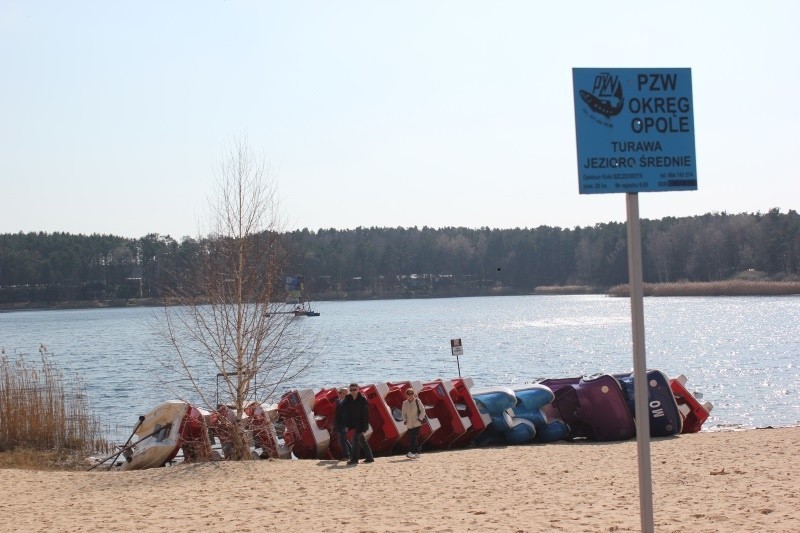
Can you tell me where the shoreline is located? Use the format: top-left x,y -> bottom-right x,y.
1,427 -> 798,532
1,280 -> 798,312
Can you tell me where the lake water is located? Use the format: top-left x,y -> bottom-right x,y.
1,295 -> 798,442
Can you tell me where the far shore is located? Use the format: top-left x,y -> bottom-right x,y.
0,280 -> 797,312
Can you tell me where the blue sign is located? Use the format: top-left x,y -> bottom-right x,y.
573,68 -> 697,194
285,275 -> 303,292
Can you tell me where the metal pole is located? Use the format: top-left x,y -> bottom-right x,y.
626,192 -> 654,532
456,354 -> 462,378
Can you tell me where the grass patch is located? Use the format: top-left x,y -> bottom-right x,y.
0,447 -> 91,471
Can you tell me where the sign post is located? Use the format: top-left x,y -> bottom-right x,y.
573,68 -> 697,533
450,338 -> 463,377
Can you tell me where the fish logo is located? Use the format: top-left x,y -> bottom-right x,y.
579,72 -> 624,119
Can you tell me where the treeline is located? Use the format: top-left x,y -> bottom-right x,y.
1,208 -> 798,304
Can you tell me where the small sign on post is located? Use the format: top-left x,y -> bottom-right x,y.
450,338 -> 463,377
450,338 -> 463,356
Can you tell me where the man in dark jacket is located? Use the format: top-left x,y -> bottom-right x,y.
343,383 -> 374,465
334,387 -> 353,460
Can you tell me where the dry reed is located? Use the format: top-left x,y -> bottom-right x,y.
533,285 -> 598,295
607,280 -> 800,297
0,347 -> 110,456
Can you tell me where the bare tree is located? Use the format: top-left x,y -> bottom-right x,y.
645,229 -> 674,283
160,137 -> 313,460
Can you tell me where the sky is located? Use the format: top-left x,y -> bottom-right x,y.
1,1 -> 798,239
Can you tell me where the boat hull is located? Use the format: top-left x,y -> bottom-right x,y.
361,383 -> 405,456
614,370 -> 683,437
472,386 -> 536,445
448,377 -> 490,447
245,402 -> 292,459
121,400 -> 190,471
540,374 -> 636,441
669,375 -> 712,434
512,384 -> 568,443
278,389 -> 330,459
384,381 -> 441,453
419,380 -> 470,449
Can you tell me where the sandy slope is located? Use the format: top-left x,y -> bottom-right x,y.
1,427 -> 797,532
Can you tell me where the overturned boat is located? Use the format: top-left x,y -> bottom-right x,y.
121,400 -> 211,470
277,389 -> 330,459
362,383 -> 406,456
614,370 -> 683,437
669,374 -> 713,433
443,377 -> 489,448
512,384 -> 570,443
384,381 -> 441,453
540,374 -> 637,441
472,386 -> 537,445
108,368 -> 712,470
419,380 -> 471,449
245,402 -> 292,459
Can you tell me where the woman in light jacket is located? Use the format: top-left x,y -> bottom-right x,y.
401,389 -> 426,459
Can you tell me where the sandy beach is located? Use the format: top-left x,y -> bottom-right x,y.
1,427 -> 798,532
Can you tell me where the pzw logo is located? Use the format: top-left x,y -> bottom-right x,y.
579,72 -> 624,119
